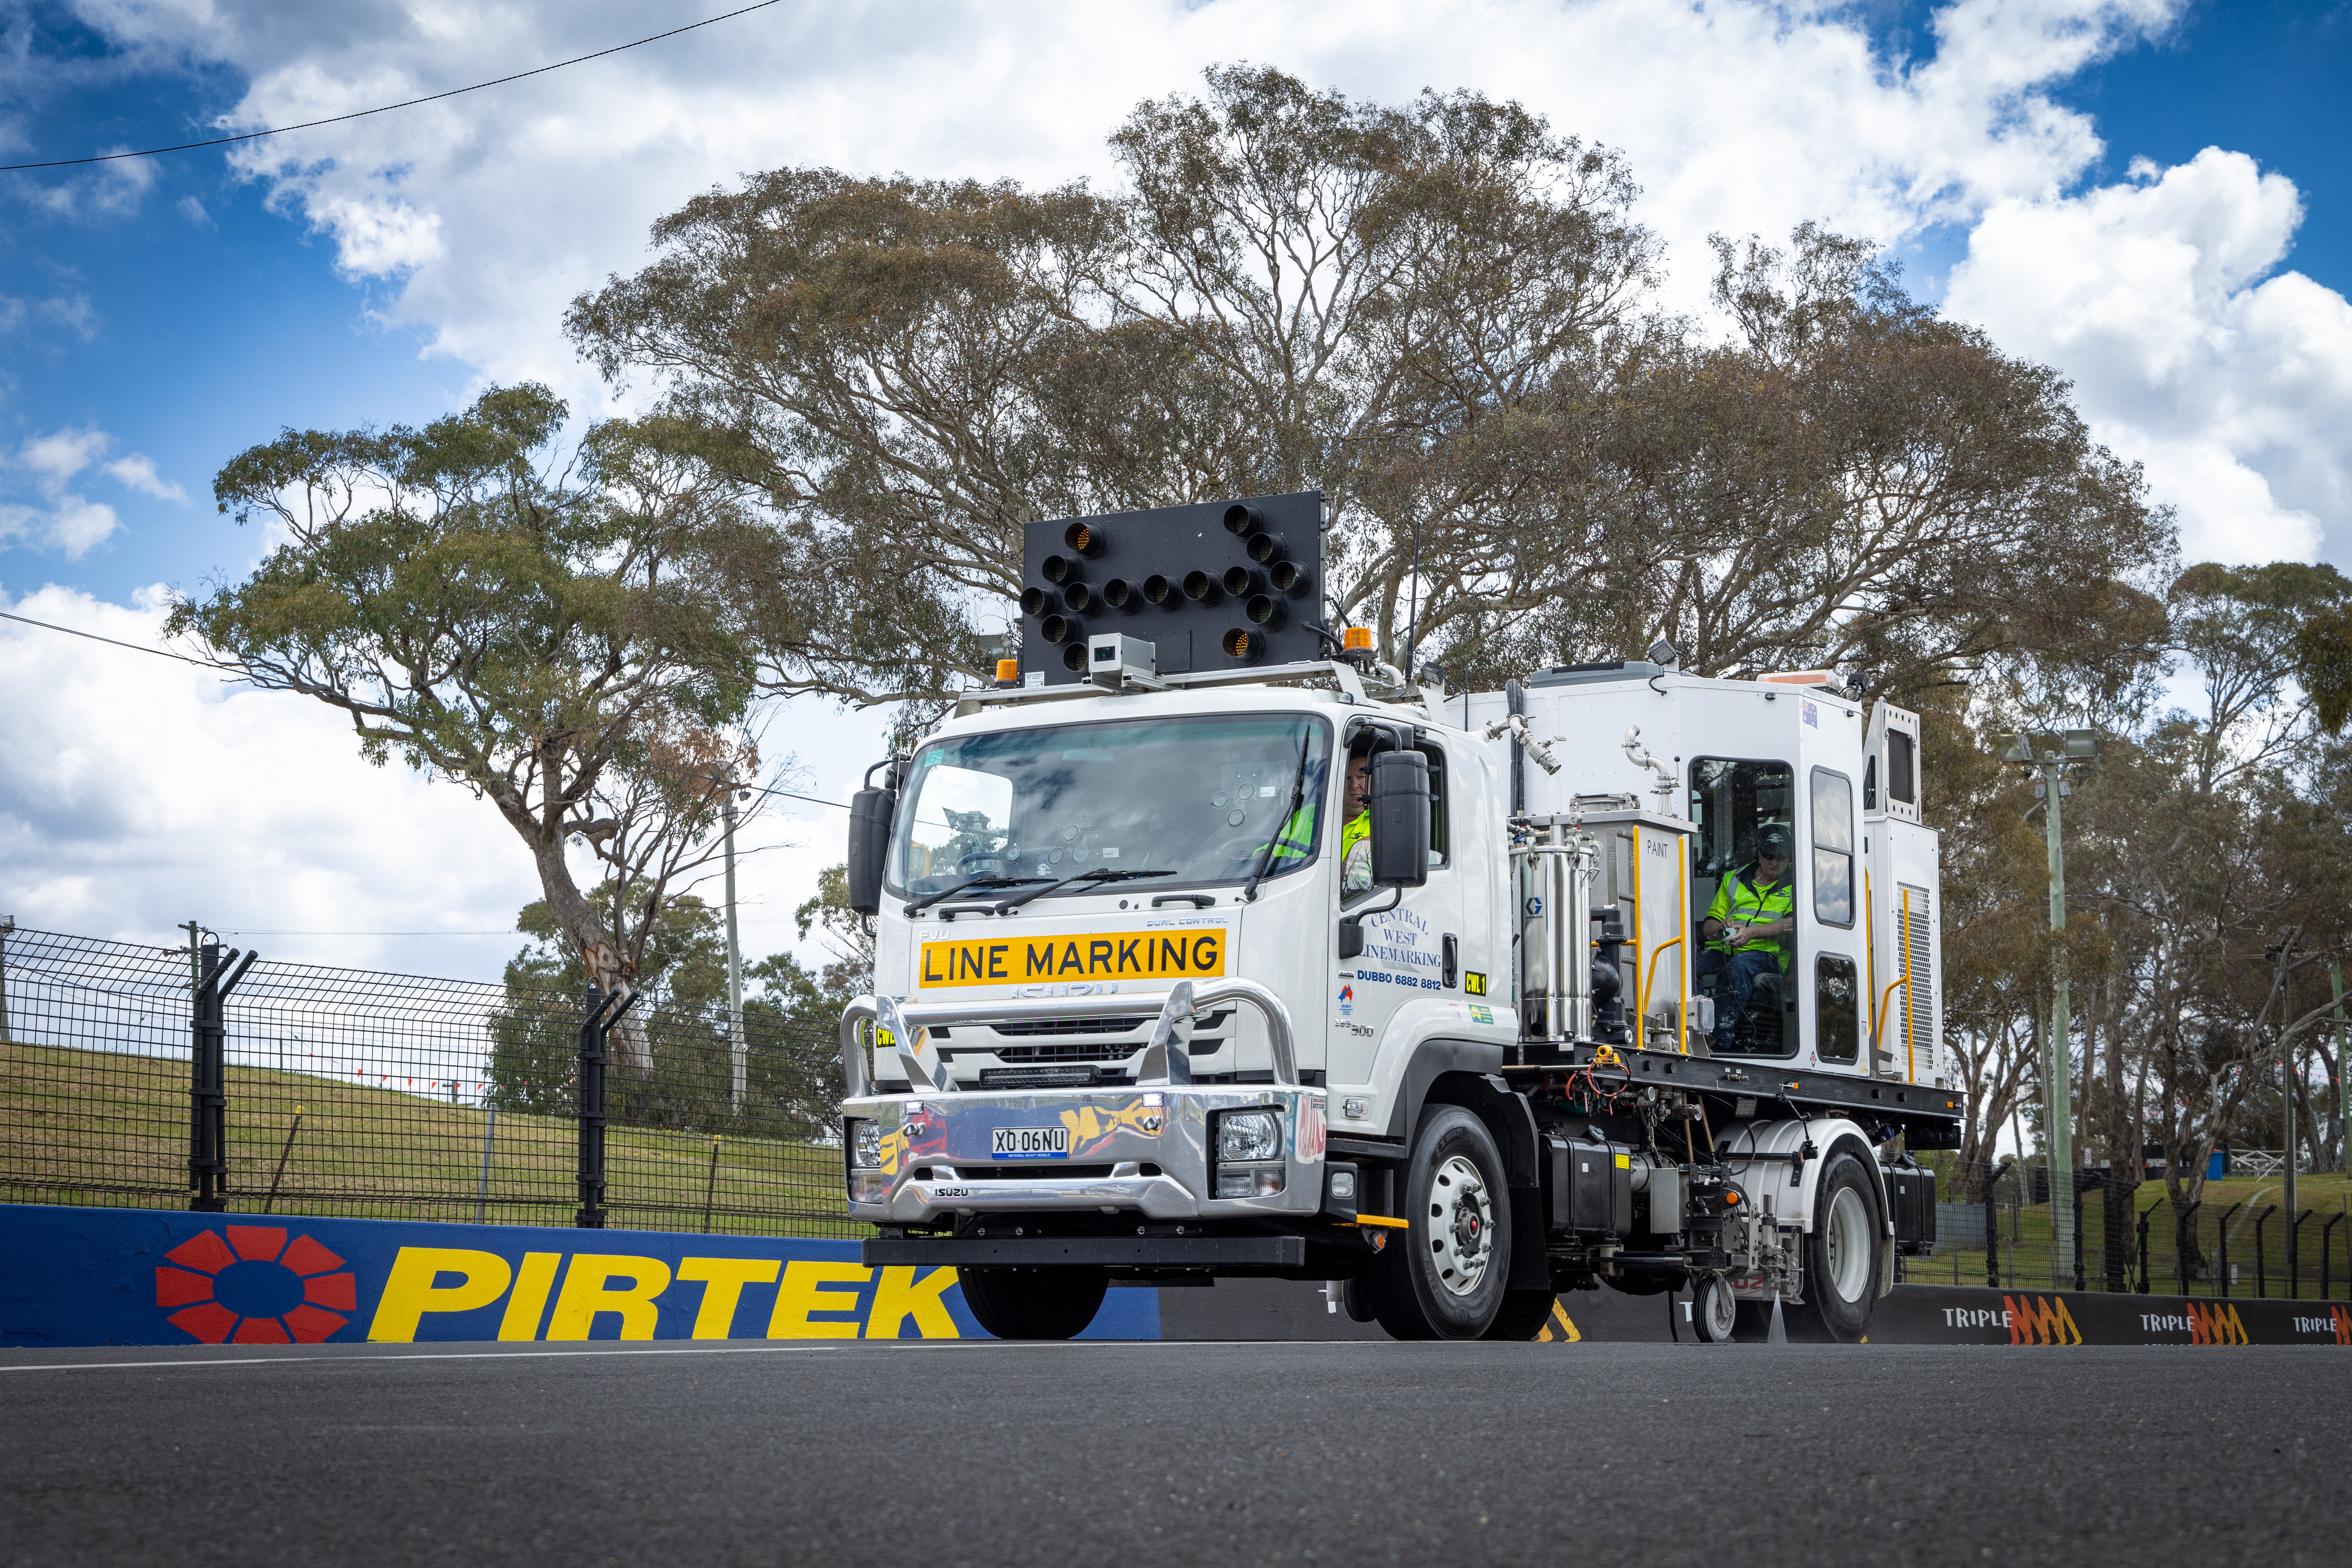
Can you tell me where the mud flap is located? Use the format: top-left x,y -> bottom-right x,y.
1508,1186 -> 1549,1290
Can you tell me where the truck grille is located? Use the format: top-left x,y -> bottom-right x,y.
978,1065 -> 1107,1089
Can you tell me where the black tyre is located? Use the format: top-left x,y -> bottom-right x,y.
1482,1289 -> 1559,1341
1366,1106 -> 1512,1340
1692,1272 -> 1738,1342
957,1267 -> 1108,1340
1786,1150 -> 1882,1341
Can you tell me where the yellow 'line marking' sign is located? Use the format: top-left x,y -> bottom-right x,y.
917,928 -> 1228,988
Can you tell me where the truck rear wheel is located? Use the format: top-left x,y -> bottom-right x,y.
1481,1290 -> 1559,1340
1786,1150 -> 1882,1341
957,1267 -> 1108,1340
1365,1106 -> 1511,1340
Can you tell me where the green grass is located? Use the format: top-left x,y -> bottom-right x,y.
2,1039 -> 861,1237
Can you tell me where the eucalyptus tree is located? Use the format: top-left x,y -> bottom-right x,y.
565,65 -> 1660,702
167,385 -> 756,1068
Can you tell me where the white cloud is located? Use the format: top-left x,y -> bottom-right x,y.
19,427 -> 110,488
101,452 -> 188,502
48,0 -> 2178,404
1944,146 -> 2352,565
0,427 -> 183,556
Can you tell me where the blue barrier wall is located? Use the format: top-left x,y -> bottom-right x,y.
0,1204 -> 1160,1348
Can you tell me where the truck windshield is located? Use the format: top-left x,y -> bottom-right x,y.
887,715 -> 1332,898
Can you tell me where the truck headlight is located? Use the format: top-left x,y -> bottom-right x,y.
1215,1107 -> 1283,1164
850,1118 -> 884,1169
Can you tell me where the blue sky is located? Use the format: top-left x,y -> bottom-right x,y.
4,0 -> 2349,973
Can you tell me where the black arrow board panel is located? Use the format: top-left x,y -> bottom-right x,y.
1018,491 -> 1327,684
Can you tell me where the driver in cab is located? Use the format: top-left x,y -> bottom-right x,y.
1696,825 -> 1793,1052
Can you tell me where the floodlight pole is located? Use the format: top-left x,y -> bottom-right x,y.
724,769 -> 747,1115
2039,753 -> 2077,1288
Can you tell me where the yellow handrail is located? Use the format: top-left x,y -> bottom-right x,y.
1869,886 -> 1913,1077
1644,936 -> 1685,1046
1863,868 -> 1878,1048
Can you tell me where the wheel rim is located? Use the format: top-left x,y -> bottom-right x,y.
1425,1153 -> 1494,1296
1823,1185 -> 1872,1303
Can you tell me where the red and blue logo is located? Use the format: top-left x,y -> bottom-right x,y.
154,1225 -> 358,1344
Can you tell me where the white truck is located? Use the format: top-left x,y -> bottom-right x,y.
837,496 -> 1956,1341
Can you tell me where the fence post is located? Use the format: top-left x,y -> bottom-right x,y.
577,988 -> 640,1229
186,942 -> 257,1213
2136,1204 -> 2150,1293
2254,1205 -> 2273,1298
2071,1169 -> 2086,1292
2177,1200 -> 2198,1296
1985,1162 -> 2000,1289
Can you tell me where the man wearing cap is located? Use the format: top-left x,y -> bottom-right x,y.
1697,827 -> 1795,1051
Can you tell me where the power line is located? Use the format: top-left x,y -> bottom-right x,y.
0,609 -> 219,668
225,930 -> 519,937
0,1 -> 787,174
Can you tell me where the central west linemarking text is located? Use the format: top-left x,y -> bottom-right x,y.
918,929 -> 1228,987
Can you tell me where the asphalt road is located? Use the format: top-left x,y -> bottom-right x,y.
3,1339 -> 2344,1567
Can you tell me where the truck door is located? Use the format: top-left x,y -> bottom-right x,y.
1328,723 -> 1468,1091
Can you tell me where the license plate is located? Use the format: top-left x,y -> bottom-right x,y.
991,1125 -> 1069,1159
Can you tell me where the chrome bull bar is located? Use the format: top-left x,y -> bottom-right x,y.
837,978 -> 1296,1098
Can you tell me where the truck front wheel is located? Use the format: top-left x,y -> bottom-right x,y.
1365,1106 -> 1511,1340
957,1267 -> 1108,1340
1786,1150 -> 1882,1341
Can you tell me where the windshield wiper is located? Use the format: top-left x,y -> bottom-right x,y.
904,875 -> 1047,915
969,866 -> 1176,916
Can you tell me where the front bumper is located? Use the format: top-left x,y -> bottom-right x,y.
842,1082 -> 1328,1225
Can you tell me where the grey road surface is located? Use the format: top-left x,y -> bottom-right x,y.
2,1340 -> 2342,1566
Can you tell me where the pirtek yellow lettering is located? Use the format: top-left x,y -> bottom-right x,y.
367,1247 -> 512,1341
677,1256 -> 784,1339
546,1254 -> 673,1340
918,928 -> 1226,988
497,1252 -> 562,1340
766,1260 -> 869,1338
864,1266 -> 961,1340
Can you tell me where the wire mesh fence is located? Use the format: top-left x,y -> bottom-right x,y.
0,926 -> 860,1238
1909,1155 -> 2352,1300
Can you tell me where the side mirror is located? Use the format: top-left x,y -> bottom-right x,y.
1368,749 -> 1431,888
1337,919 -> 1365,960
846,780 -> 896,916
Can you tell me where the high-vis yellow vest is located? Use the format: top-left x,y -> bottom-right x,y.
1706,867 -> 1793,960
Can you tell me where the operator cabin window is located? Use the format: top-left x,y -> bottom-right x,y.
1810,768 -> 1855,927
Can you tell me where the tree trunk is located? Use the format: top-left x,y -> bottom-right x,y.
528,832 -> 651,1072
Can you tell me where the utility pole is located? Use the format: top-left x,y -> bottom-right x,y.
2001,729 -> 2096,1289
2332,961 -> 2346,1174
2273,938 -> 2300,1284
723,769 -> 746,1115
181,919 -> 204,994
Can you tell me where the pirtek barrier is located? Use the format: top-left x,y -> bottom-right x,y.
5,1204 -> 2349,1349
0,1204 -> 1158,1347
